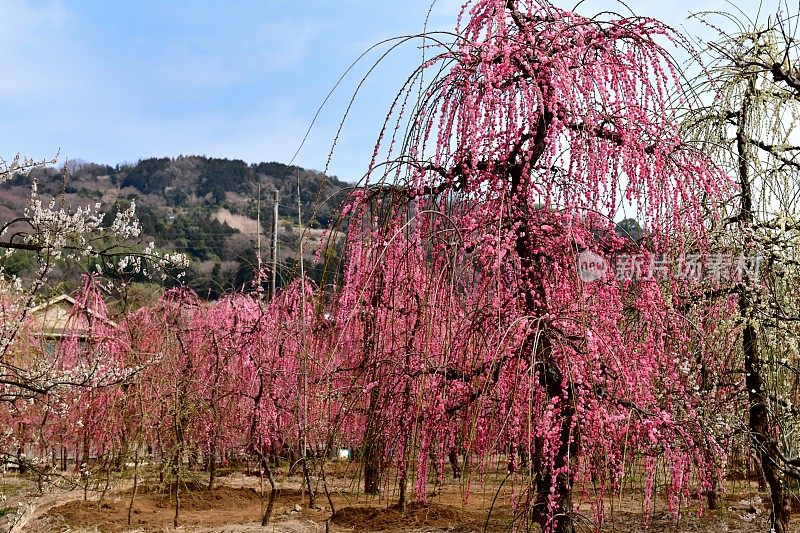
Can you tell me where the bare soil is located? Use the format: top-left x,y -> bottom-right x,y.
212,208 -> 263,236
7,470 -> 800,532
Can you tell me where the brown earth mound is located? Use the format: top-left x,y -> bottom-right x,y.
150,486 -> 263,511
47,486 -> 276,532
332,502 -> 466,530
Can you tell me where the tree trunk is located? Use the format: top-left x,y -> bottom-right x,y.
398,470 -> 407,512
319,460 -> 336,515
361,264 -> 386,496
448,448 -> 462,480
301,454 -> 316,508
207,443 -> 216,490
127,449 -> 140,526
363,448 -> 382,494
743,322 -> 790,533
511,150 -> 577,532
706,488 -> 719,511
531,359 -> 577,533
362,387 -> 383,495
173,449 -> 181,528
735,76 -> 790,533
261,459 -> 277,526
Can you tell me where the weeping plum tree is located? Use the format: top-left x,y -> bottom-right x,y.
332,0 -> 731,531
332,194 -> 470,501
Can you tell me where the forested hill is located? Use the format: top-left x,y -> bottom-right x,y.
0,156 -> 350,298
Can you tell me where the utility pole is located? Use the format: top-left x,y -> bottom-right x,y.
257,183 -> 262,278
296,169 -> 314,507
270,190 -> 279,299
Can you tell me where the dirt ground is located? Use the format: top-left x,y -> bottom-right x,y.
2,468 -> 799,532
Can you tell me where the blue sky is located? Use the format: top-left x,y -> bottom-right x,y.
0,0 -> 757,182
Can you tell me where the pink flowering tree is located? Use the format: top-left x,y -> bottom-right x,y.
331,1 -> 730,531
0,278 -> 138,492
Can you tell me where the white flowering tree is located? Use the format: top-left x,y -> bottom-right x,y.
687,9 -> 800,532
0,155 -> 186,403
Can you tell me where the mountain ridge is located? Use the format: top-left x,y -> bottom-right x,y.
0,156 -> 349,299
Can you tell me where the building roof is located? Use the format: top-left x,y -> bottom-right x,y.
28,294 -> 116,339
